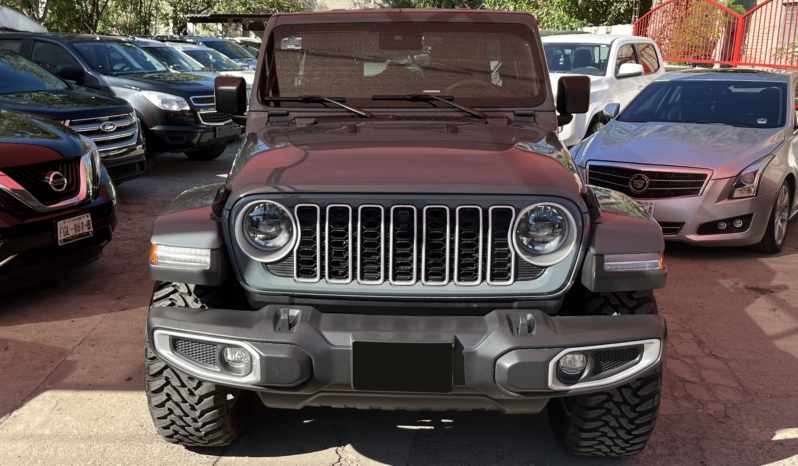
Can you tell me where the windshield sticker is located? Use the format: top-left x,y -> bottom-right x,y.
281,37 -> 302,50
757,118 -> 767,124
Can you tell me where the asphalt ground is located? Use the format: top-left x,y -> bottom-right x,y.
0,143 -> 797,465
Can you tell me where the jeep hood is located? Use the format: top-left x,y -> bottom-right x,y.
575,120 -> 786,178
230,120 -> 585,206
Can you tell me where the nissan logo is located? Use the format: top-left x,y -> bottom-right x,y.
628,173 -> 650,195
99,122 -> 116,133
46,171 -> 68,192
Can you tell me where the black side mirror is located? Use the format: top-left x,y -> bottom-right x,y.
56,65 -> 82,83
215,76 -> 247,125
556,76 -> 590,115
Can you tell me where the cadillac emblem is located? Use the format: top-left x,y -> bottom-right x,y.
628,173 -> 650,195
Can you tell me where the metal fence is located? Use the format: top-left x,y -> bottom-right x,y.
634,0 -> 798,70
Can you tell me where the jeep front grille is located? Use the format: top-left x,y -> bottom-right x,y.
273,203 -> 546,286
69,113 -> 138,154
587,162 -> 711,199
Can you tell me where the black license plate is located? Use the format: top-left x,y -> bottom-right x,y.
214,125 -> 237,138
352,341 -> 453,393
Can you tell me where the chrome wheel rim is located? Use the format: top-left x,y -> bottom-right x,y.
774,184 -> 790,246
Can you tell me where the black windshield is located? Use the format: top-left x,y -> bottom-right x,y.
619,80 -> 787,128
267,22 -> 547,109
145,46 -> 203,72
0,50 -> 68,95
73,42 -> 167,74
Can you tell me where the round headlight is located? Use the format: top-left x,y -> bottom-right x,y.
513,203 -> 576,266
235,200 -> 296,262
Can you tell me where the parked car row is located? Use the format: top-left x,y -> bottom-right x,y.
0,32 -> 259,292
0,32 -> 258,182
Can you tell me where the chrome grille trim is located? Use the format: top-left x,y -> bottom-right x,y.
454,205 -> 483,286
293,204 -> 321,283
68,113 -> 138,154
586,162 -> 713,199
190,95 -> 215,106
357,204 -> 385,285
389,205 -> 418,286
421,205 -> 450,286
325,204 -> 352,285
487,206 -> 516,286
197,111 -> 233,125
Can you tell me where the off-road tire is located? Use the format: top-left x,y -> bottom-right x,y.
548,366 -> 663,457
145,281 -> 253,447
144,344 -> 253,447
586,120 -> 605,137
184,143 -> 226,161
749,181 -> 791,254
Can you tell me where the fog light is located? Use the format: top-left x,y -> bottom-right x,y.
222,346 -> 252,375
150,244 -> 211,269
557,352 -> 587,384
718,222 -> 727,230
733,219 -> 743,228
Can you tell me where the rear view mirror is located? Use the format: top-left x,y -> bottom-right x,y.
56,65 -> 82,83
215,76 -> 247,125
556,75 -> 590,116
603,103 -> 620,120
617,63 -> 644,78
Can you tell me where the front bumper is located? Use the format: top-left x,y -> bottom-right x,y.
651,178 -> 776,246
147,305 -> 666,414
101,143 -> 146,184
0,199 -> 117,293
148,123 -> 242,152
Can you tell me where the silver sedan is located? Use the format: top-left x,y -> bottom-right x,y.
571,70 -> 797,253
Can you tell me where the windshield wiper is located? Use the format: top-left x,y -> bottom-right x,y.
694,120 -> 748,127
262,96 -> 371,117
372,94 -> 487,119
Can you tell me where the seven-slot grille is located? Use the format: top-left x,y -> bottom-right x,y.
587,163 -> 709,199
69,113 -> 138,154
286,203 -> 543,286
4,157 -> 81,205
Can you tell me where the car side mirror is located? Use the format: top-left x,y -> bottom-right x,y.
617,63 -> 644,78
215,76 -> 248,125
603,103 -> 620,120
56,65 -> 83,83
556,75 -> 590,126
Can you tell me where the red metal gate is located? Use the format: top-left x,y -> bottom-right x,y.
635,0 -> 798,69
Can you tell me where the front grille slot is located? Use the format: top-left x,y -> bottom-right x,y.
487,206 -> 516,285
173,338 -> 218,367
294,204 -> 321,282
191,95 -> 216,106
455,206 -> 483,286
592,346 -> 640,376
198,111 -> 233,125
390,205 -> 418,285
325,205 -> 352,284
422,206 -> 450,285
588,164 -> 709,199
4,157 -> 81,205
658,222 -> 685,236
357,205 -> 385,284
284,202 -> 547,287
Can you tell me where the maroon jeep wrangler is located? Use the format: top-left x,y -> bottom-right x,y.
145,10 -> 668,457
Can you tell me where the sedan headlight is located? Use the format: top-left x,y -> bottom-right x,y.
142,90 -> 190,111
730,155 -> 774,199
513,203 -> 577,266
235,200 -> 296,262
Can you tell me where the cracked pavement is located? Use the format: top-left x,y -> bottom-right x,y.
0,145 -> 797,465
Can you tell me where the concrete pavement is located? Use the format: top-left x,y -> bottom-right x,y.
0,146 -> 797,465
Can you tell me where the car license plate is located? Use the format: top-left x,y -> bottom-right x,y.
352,341 -> 453,393
636,200 -> 655,217
57,213 -> 93,245
214,125 -> 237,138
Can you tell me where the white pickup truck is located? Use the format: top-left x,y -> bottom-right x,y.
542,34 -> 665,146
